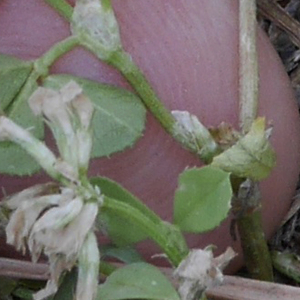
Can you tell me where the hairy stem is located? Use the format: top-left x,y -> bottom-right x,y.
108,50 -> 176,135
107,49 -> 218,163
237,210 -> 273,281
102,196 -> 188,266
237,0 -> 273,281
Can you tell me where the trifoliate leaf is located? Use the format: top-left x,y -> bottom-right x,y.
0,81 -> 43,175
43,75 -> 146,158
97,262 -> 181,300
91,177 -> 159,245
211,117 -> 276,181
0,53 -> 33,111
173,166 -> 232,233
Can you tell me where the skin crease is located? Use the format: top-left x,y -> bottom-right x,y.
0,0 -> 300,274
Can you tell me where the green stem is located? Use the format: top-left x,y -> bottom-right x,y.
44,0 -> 73,21
34,36 -> 79,78
108,50 -> 176,137
102,196 -> 188,266
236,0 -> 273,282
237,210 -> 273,281
107,50 -> 219,163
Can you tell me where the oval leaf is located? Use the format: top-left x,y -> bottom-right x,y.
97,262 -> 180,300
91,177 -> 160,246
0,81 -> 43,175
211,117 -> 276,180
173,166 -> 232,233
0,53 -> 33,111
43,74 -> 146,158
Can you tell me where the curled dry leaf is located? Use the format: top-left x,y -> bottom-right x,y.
211,117 -> 276,181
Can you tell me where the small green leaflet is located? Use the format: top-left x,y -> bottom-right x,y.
0,53 -> 33,111
211,117 -> 276,181
97,262 -> 181,300
173,166 -> 232,233
43,74 -> 146,158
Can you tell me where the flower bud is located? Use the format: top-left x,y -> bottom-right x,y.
172,110 -> 219,162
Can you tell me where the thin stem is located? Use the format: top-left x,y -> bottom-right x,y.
237,0 -> 273,282
108,50 -> 176,137
34,36 -> 79,78
44,0 -> 73,22
102,196 -> 188,266
239,0 -> 259,133
107,50 -> 218,163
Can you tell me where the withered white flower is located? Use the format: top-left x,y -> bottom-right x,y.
3,183 -> 101,300
71,0 -> 121,60
174,247 -> 236,300
29,80 -> 94,174
172,110 -> 219,162
1,81 -> 101,300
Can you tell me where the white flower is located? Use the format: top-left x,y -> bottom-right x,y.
28,81 -> 94,175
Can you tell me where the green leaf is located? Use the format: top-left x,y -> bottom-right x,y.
0,53 -> 33,111
0,80 -> 43,175
211,117 -> 276,181
97,262 -> 180,300
91,177 -> 160,245
43,74 -> 146,158
101,245 -> 143,263
173,166 -> 232,233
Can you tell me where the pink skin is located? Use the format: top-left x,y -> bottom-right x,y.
0,0 -> 300,273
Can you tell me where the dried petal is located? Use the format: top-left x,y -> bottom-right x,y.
76,232 -> 100,300
172,110 -> 218,162
29,202 -> 98,261
3,183 -> 58,210
33,253 -> 75,300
